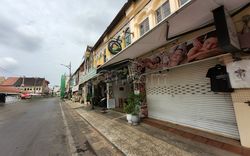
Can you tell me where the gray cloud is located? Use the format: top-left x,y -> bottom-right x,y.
0,0 -> 126,85
0,16 -> 43,53
0,57 -> 18,71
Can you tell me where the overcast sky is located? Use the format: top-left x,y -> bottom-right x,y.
0,0 -> 126,86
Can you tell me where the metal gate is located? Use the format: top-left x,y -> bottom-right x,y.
146,59 -> 240,139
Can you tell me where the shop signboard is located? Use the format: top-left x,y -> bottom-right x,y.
108,36 -> 122,55
136,30 -> 226,73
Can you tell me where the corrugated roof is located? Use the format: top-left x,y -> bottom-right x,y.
0,77 -> 19,86
14,77 -> 45,87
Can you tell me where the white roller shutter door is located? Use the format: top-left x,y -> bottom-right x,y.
146,59 -> 240,139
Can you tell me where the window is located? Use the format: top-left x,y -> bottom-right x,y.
140,18 -> 149,36
103,49 -> 106,62
179,0 -> 189,6
125,27 -> 131,46
156,1 -> 171,23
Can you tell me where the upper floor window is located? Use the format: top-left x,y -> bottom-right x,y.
125,27 -> 131,47
140,18 -> 149,36
103,49 -> 107,62
156,1 -> 170,23
179,0 -> 189,6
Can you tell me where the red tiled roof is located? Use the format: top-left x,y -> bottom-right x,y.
0,77 -> 19,86
0,86 -> 20,94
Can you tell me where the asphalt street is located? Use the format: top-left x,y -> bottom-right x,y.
0,97 -> 82,156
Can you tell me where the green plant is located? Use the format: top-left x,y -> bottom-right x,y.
124,102 -> 133,114
124,93 -> 142,115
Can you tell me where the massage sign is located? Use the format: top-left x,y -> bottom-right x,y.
108,36 -> 122,55
137,30 -> 227,73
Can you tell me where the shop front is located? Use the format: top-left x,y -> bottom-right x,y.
71,85 -> 80,102
78,68 -> 98,105
97,60 -> 133,112
131,25 -> 242,139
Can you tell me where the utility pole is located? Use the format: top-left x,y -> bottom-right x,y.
61,62 -> 72,98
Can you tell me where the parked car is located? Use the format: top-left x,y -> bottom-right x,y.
20,93 -> 31,99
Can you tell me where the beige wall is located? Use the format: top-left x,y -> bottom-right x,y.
231,89 -> 250,148
93,0 -> 180,67
228,6 -> 250,148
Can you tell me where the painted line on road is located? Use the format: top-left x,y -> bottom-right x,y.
59,102 -> 78,156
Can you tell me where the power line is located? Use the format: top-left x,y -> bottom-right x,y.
0,66 -> 22,77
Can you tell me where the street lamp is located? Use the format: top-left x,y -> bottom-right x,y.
60,62 -> 72,98
60,62 -> 71,78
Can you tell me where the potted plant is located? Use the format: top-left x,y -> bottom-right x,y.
124,101 -> 133,123
124,93 -> 142,125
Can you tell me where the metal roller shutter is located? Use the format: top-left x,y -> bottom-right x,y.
146,59 -> 240,139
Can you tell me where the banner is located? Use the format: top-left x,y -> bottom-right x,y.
137,30 -> 226,72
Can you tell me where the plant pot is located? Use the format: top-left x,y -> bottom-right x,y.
131,114 -> 140,125
126,114 -> 132,124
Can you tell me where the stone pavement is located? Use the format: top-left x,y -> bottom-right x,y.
65,100 -> 239,156
63,100 -> 124,156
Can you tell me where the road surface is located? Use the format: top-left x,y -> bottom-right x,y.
0,97 -> 94,156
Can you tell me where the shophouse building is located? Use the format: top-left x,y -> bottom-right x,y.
75,0 -> 250,149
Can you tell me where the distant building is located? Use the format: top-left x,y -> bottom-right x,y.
0,77 -> 50,95
0,77 -> 21,95
53,85 -> 60,96
15,77 -> 50,95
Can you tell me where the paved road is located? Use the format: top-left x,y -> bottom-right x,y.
0,98 -> 70,156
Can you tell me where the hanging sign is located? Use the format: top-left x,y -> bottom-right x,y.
108,36 -> 122,55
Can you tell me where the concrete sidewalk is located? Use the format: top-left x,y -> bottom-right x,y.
65,100 -> 238,156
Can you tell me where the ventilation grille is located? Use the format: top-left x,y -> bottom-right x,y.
146,82 -> 215,95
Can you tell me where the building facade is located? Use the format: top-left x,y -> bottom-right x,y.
72,0 -> 250,148
15,77 -> 50,95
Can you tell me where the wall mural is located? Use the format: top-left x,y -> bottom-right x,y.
136,30 -> 226,73
108,36 -> 122,55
